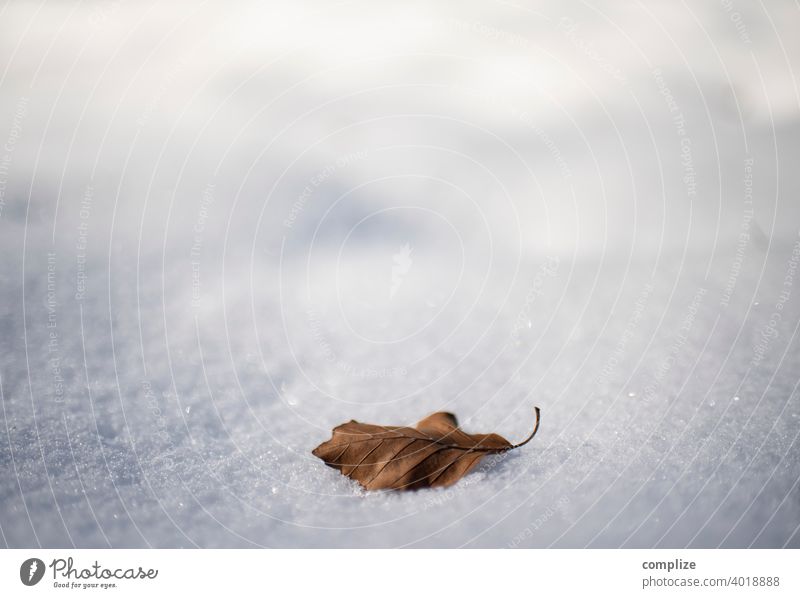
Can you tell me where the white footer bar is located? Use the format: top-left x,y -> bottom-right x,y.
1,549 -> 796,597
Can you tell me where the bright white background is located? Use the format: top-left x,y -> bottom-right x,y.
1,550 -> 798,596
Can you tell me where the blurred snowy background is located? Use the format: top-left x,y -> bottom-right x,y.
1,0 -> 799,547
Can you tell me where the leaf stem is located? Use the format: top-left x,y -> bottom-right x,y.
506,406 -> 541,450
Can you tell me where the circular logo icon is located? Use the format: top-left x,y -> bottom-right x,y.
20,558 -> 45,586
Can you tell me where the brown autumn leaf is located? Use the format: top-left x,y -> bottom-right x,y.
312,407 -> 540,491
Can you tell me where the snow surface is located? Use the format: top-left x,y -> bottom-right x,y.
2,244 -> 798,548
1,0 -> 800,548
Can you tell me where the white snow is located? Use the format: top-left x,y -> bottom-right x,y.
1,0 -> 799,548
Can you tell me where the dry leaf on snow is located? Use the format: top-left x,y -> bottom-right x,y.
312,407 -> 540,491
